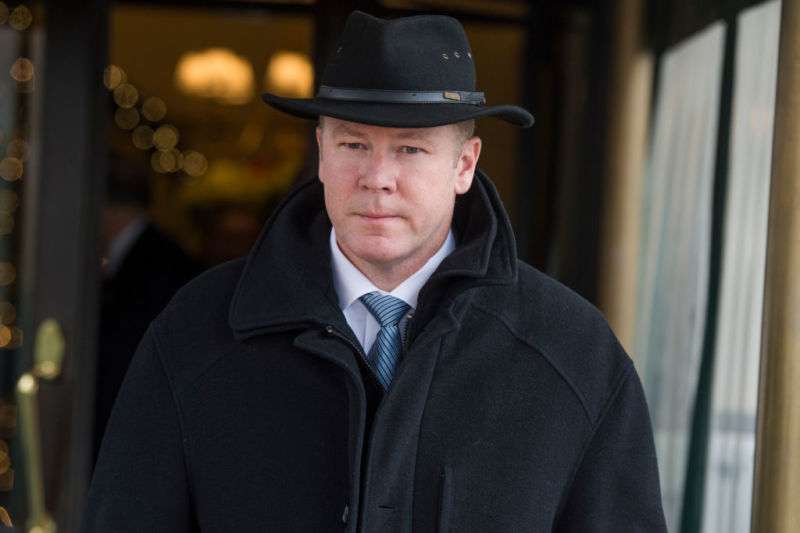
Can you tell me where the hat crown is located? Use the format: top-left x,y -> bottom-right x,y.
260,10 -> 534,128
321,11 -> 477,92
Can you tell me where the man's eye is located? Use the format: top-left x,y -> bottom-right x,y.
400,146 -> 423,154
343,142 -> 365,150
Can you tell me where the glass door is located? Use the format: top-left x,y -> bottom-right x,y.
1,1 -> 48,528
1,1 -> 108,530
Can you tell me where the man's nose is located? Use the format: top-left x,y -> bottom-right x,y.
358,150 -> 398,192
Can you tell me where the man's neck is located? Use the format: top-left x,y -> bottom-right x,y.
342,255 -> 426,292
335,230 -> 452,292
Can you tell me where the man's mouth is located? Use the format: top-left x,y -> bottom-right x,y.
357,212 -> 398,219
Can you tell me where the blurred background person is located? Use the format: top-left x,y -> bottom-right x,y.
188,195 -> 282,268
93,154 -> 200,464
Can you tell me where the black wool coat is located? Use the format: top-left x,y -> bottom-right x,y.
83,172 -> 667,532
95,223 -> 200,463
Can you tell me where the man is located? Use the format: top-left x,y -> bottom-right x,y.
83,11 -> 667,532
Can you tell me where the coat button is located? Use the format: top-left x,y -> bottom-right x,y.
341,504 -> 349,524
325,325 -> 334,334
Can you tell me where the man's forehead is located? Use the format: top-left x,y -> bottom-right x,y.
322,116 -> 453,141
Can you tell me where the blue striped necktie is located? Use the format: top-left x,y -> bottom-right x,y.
359,292 -> 411,390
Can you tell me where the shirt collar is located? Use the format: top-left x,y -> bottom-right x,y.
330,227 -> 456,311
105,215 -> 148,278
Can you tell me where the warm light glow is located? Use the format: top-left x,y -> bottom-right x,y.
35,361 -> 58,380
170,149 -> 184,171
0,448 -> 9,474
0,158 -> 22,181
0,214 -> 13,235
175,48 -> 254,105
0,191 -> 18,213
265,51 -> 313,98
0,263 -> 15,286
142,96 -> 167,121
0,467 -> 13,491
157,150 -> 177,173
16,373 -> 35,394
0,302 -> 16,325
0,326 -> 10,348
15,78 -> 33,94
151,151 -> 168,174
161,151 -> 177,172
113,83 -> 139,109
8,5 -> 31,31
9,58 -> 33,82
153,124 -> 179,151
115,107 -> 140,130
152,149 -> 184,174
183,150 -> 208,177
6,139 -> 28,160
103,65 -> 126,90
132,125 -> 154,150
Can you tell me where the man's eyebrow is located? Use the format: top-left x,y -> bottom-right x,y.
395,129 -> 435,142
331,124 -> 367,137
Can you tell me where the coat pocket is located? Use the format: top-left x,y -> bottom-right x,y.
437,464 -> 454,533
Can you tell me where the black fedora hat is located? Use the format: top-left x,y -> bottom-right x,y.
262,11 -> 534,128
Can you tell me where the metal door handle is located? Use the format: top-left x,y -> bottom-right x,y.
16,375 -> 55,533
14,319 -> 64,533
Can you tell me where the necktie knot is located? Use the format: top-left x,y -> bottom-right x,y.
358,292 -> 411,390
359,292 -> 410,327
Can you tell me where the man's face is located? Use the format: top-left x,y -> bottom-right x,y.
317,117 -> 481,277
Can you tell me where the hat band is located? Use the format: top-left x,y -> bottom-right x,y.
317,85 -> 486,105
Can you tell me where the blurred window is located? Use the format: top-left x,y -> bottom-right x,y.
635,21 -> 727,531
636,1 -> 784,530
701,1 -> 780,531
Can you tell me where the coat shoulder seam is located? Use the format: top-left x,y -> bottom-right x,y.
553,361 -> 634,523
471,303 -> 593,424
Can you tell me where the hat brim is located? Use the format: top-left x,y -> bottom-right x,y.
261,93 -> 534,128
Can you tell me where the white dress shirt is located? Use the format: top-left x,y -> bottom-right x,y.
330,227 -> 456,355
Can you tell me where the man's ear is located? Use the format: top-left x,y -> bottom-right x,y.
454,136 -> 481,195
315,125 -> 324,181
315,126 -> 323,155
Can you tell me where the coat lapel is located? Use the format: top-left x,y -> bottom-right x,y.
228,179 -> 347,336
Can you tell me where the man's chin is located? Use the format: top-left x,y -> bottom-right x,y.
352,247 -> 404,267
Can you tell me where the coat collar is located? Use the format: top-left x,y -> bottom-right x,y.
228,170 -> 518,340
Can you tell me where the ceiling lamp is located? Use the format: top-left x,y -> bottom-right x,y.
265,51 -> 313,98
175,47 -> 254,105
